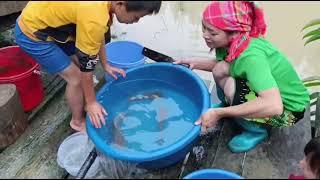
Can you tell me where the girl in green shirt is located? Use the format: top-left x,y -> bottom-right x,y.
175,1 -> 309,153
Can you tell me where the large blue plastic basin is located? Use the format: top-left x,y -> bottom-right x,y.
86,63 -> 214,169
183,169 -> 243,179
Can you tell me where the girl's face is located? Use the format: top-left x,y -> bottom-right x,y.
201,19 -> 234,49
113,1 -> 150,24
300,157 -> 316,179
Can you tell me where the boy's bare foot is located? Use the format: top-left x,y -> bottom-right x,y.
70,118 -> 87,134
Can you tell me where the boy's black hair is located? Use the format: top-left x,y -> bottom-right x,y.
304,136 -> 320,179
125,1 -> 162,14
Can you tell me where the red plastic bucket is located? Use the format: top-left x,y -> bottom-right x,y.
0,46 -> 44,112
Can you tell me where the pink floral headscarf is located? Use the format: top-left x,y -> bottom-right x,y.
203,1 -> 267,62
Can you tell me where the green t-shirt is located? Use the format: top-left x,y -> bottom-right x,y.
215,37 -> 309,112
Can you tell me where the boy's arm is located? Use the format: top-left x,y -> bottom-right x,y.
80,71 -> 96,104
99,38 -> 108,69
74,5 -> 112,128
98,38 -> 126,79
80,70 -> 107,128
77,49 -> 106,128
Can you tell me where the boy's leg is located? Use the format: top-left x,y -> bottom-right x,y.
56,42 -> 80,67
58,65 -> 86,133
14,22 -> 86,133
70,55 -> 80,67
56,42 -> 86,132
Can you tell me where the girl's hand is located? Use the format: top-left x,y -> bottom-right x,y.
173,58 -> 197,70
86,101 -> 108,128
195,108 -> 222,134
103,63 -> 126,80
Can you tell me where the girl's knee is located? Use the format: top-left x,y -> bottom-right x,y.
223,77 -> 236,103
212,61 -> 230,78
212,62 -> 232,89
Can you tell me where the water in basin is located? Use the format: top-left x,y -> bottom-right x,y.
97,79 -> 199,154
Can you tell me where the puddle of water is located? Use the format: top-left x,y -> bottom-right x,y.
192,145 -> 205,161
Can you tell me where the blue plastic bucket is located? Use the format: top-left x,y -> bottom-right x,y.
87,63 -> 224,169
104,41 -> 146,82
183,169 -> 244,179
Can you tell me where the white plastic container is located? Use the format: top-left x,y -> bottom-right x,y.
57,132 -> 98,177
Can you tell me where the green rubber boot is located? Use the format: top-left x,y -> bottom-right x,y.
228,119 -> 268,153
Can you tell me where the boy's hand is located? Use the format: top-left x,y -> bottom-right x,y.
86,101 -> 108,128
194,108 -> 221,134
103,63 -> 126,80
173,58 -> 196,70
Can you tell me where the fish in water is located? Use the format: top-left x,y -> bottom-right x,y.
113,112 -> 127,129
155,138 -> 165,146
155,106 -> 168,146
129,91 -> 163,102
112,112 -> 127,147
